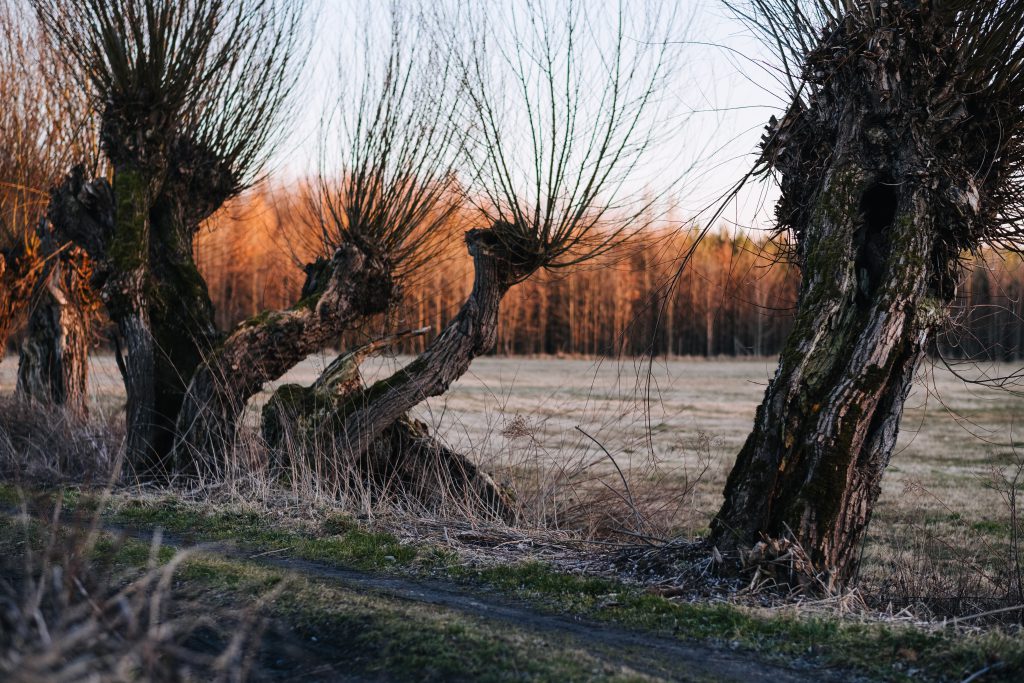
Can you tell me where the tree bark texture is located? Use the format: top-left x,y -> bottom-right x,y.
0,239 -> 40,357
261,328 -> 516,520
47,165 -> 161,470
331,228 -> 518,463
172,243 -> 395,476
16,240 -> 92,415
47,153 -> 233,473
145,187 -> 222,465
710,6 -> 992,586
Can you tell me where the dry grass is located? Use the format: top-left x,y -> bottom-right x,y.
2,355 -> 1023,619
0,491 -> 271,682
0,397 -> 122,484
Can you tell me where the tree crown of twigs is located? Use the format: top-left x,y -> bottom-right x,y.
729,0 -> 1024,253
454,0 -> 677,280
0,3 -> 94,248
32,0 -> 304,200
314,2 -> 466,279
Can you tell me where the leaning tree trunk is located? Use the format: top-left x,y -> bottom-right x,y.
171,243 -> 395,476
710,163 -> 949,588
258,227 -> 521,517
16,245 -> 92,415
262,328 -> 517,520
264,228 -> 524,518
331,228 -> 519,461
708,6 -> 987,587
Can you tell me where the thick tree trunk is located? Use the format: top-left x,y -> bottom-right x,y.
172,243 -> 395,476
16,254 -> 90,415
46,165 -> 158,471
257,228 -> 521,518
146,194 -> 221,466
107,168 -> 159,472
707,5 -> 992,586
710,162 -> 948,587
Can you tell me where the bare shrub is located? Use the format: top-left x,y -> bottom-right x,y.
984,450 -> 1024,603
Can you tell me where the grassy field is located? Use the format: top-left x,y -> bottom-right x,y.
3,486 -> 1022,682
3,354 -> 1023,602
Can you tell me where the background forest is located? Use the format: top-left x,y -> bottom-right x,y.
182,187 -> 1024,360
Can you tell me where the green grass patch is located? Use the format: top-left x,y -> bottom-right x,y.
458,560 -> 1022,681
5,487 -> 1024,682
111,497 -> 416,570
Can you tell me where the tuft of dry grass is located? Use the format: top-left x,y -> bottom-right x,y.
0,397 -> 122,485
0,490 -> 271,682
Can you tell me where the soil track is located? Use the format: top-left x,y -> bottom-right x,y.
107,520 -> 854,682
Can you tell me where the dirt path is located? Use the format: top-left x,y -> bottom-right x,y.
103,521 -> 855,682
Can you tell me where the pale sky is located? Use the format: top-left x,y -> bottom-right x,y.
271,0 -> 788,234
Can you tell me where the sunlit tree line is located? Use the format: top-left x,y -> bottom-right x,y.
194,189 -> 1024,361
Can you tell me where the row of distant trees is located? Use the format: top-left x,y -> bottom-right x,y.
192,187 -> 1024,360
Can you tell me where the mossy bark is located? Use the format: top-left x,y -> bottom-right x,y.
710,165 -> 943,586
709,6 -> 987,587
172,244 -> 395,476
261,332 -> 516,521
331,229 -> 518,462
258,227 -> 521,519
107,166 -> 158,471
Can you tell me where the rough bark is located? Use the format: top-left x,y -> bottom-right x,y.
16,245 -> 92,415
261,328 -> 516,520
47,156 -> 229,473
0,243 -> 38,357
332,228 -> 519,461
711,166 -> 946,587
46,165 -> 161,470
144,178 -> 223,465
710,5 -> 990,587
172,243 -> 395,476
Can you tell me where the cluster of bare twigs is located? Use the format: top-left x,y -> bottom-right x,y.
732,0 -> 1024,256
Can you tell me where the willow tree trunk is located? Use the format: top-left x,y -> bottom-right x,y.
710,164 -> 949,586
46,166 -> 160,470
708,6 -> 988,587
146,193 -> 220,467
261,328 -> 516,520
16,255 -> 90,415
107,167 -> 159,472
0,242 -> 39,359
333,228 -> 518,460
172,244 -> 395,476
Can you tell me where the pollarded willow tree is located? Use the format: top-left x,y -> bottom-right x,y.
173,4 -> 467,476
710,0 -> 1024,586
33,0 -> 303,471
0,2 -> 96,415
261,0 -> 679,515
